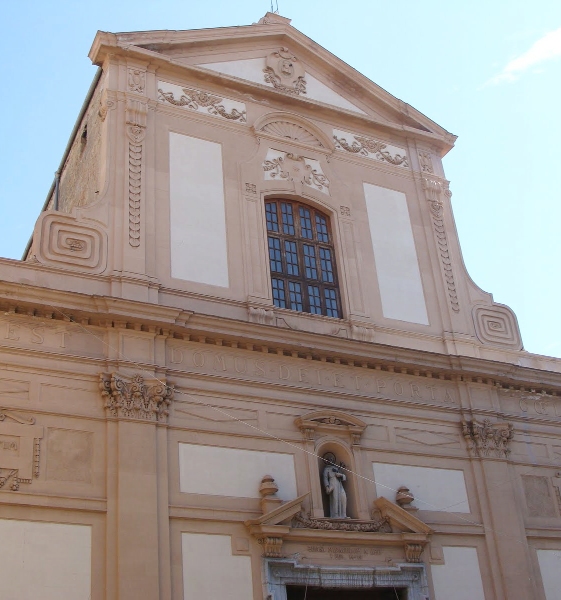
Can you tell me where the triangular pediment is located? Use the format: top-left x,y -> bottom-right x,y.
373,497 -> 432,534
91,14 -> 455,150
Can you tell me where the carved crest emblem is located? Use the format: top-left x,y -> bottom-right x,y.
264,48 -> 307,95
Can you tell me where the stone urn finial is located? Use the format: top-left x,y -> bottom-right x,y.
396,486 -> 416,511
259,475 -> 279,497
259,475 -> 282,515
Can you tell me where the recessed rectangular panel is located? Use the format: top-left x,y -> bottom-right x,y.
431,547 -> 485,600
372,462 -> 470,512
169,132 -> 229,287
363,183 -> 429,325
0,519 -> 91,599
182,533 -> 253,600
179,443 -> 297,500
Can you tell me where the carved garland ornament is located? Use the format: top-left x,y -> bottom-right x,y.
264,48 -> 307,96
126,98 -> 147,247
99,374 -> 174,422
292,511 -> 391,533
461,418 -> 513,459
422,177 -> 459,312
158,87 -> 246,122
334,134 -> 409,167
263,153 -> 329,191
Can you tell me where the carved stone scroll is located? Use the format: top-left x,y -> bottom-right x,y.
333,130 -> 409,167
264,48 -> 306,95
461,417 -> 513,459
292,511 -> 391,533
422,177 -> 459,312
263,149 -> 330,195
158,83 -> 246,122
99,373 -> 174,422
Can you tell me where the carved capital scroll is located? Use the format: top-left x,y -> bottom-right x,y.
461,417 -> 513,459
99,373 -> 174,422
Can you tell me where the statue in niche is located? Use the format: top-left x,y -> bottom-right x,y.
322,452 -> 348,519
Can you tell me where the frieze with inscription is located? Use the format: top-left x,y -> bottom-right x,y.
167,342 -> 458,406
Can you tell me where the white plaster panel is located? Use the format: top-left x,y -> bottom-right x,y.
198,59 -> 366,114
537,549 -> 561,600
199,57 -> 266,86
431,547 -> 485,600
169,132 -> 229,287
0,519 -> 91,600
372,463 -> 470,512
179,443 -> 297,499
305,74 -> 366,114
182,533 -> 253,600
363,183 -> 429,325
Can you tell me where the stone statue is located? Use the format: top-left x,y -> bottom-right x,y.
322,452 -> 347,519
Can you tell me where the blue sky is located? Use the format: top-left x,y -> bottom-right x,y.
1,0 -> 560,357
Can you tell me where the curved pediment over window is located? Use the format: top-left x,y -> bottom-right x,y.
295,409 -> 367,444
253,112 -> 335,152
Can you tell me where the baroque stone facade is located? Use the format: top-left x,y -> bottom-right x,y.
1,11 -> 560,600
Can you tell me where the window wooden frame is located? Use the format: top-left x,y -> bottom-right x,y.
265,198 -> 341,318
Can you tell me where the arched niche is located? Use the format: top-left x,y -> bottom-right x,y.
316,438 -> 359,520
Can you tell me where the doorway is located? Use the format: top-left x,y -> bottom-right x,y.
286,585 -> 407,599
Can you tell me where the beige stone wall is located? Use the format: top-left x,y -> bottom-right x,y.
54,78 -> 104,214
5,13 -> 561,600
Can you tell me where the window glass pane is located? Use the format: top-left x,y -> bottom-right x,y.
265,202 -> 279,232
299,207 -> 313,239
288,281 -> 303,311
268,237 -> 283,273
272,279 -> 286,308
284,240 -> 299,276
281,203 -> 295,235
319,248 -> 334,283
315,214 -> 329,243
324,288 -> 339,317
265,200 -> 340,319
303,245 -> 318,279
308,285 -> 322,314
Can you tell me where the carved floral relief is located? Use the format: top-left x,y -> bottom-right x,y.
461,417 -> 514,459
99,373 -> 174,422
263,149 -> 330,195
263,48 -> 307,95
158,81 -> 247,122
333,129 -> 409,167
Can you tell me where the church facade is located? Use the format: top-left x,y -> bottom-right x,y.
1,12 -> 561,600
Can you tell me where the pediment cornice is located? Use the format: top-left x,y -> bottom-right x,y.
89,24 -> 456,154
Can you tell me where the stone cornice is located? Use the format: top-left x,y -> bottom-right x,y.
1,280 -> 560,393
88,28 -> 454,154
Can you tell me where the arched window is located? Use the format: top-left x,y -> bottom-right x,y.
265,199 -> 341,318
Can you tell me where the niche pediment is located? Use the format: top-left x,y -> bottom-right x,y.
253,112 -> 334,152
295,410 -> 367,445
245,489 -> 432,561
